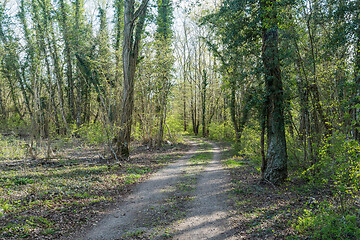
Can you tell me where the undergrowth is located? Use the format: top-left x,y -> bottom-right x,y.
225,128 -> 360,239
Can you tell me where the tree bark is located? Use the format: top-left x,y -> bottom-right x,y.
59,0 -> 75,122
353,9 -> 360,142
114,0 -> 124,84
202,70 -> 207,137
261,0 -> 288,185
116,0 -> 149,158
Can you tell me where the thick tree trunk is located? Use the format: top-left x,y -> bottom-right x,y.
261,0 -> 288,185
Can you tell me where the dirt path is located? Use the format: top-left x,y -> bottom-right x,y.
78,140 -> 237,240
172,142 -> 237,240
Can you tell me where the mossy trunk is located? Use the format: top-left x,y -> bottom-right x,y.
261,0 -> 287,185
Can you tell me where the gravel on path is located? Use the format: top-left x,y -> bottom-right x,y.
78,140 -> 238,240
172,142 -> 238,240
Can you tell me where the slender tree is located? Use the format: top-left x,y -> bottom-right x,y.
116,0 -> 149,158
154,0 -> 174,146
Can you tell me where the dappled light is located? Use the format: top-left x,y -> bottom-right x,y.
1,0 -> 360,239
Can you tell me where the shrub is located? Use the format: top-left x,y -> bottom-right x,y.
208,120 -> 234,141
71,122 -> 114,145
301,132 -> 360,206
0,134 -> 27,160
294,202 -> 360,239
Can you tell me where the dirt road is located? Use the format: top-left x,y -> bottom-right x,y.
78,140 -> 237,240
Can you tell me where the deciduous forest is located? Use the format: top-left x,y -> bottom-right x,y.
0,0 -> 360,239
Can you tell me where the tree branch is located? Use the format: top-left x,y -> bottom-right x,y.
133,0 -> 149,23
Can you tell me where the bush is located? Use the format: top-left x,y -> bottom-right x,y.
0,114 -> 29,134
301,132 -> 360,205
208,120 -> 234,141
71,122 -> 114,145
294,202 -> 360,239
0,134 -> 27,160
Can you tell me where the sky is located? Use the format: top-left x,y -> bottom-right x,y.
2,0 -> 219,27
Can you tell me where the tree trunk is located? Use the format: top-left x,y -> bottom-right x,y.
116,0 -> 149,158
0,80 -> 4,119
183,78 -> 187,132
202,70 -> 207,137
114,0 -> 124,84
229,80 -> 240,142
261,0 -> 288,185
49,21 -> 68,133
353,12 -> 360,142
59,0 -> 75,122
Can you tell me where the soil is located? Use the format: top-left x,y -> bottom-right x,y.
76,140 -> 238,240
172,142 -> 237,240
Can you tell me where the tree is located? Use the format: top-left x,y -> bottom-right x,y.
154,0 -> 174,146
260,0 -> 288,184
59,0 -> 75,122
116,0 -> 149,158
114,0 -> 124,84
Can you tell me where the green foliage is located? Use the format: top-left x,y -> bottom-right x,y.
289,132 -> 360,239
302,132 -> 360,200
126,166 -> 151,174
167,114 -> 184,134
156,0 -> 174,41
0,115 -> 28,133
236,125 -> 262,167
1,215 -> 56,238
224,155 -> 247,168
71,122 -> 113,145
208,121 -> 234,141
13,177 -> 35,185
123,173 -> 142,184
294,202 -> 360,240
0,134 -> 27,160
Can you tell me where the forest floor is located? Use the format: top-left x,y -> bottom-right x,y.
0,135 -> 190,239
1,135 -> 328,239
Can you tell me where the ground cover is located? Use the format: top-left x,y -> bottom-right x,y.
221,143 -> 360,240
0,135 -> 190,240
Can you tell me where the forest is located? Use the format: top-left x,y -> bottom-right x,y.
0,0 -> 360,239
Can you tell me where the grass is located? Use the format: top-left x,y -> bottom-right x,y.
0,134 -> 27,160
0,136 -> 190,239
189,141 -> 212,165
